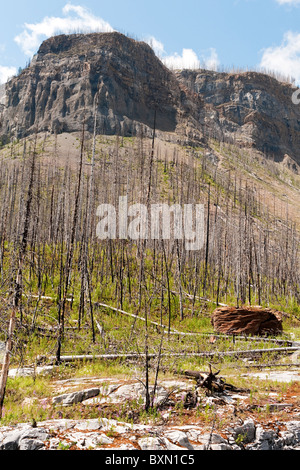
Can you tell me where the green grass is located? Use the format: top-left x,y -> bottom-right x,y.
1,134 -> 300,428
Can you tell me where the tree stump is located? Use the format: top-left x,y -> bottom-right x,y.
211,306 -> 283,336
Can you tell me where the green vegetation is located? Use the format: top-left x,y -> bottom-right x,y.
0,132 -> 299,424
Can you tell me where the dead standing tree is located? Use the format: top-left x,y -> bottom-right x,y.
56,122 -> 86,364
0,140 -> 36,418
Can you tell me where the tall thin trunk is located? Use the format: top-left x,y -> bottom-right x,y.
0,309 -> 16,419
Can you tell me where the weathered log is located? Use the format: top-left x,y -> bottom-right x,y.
24,295 -> 293,346
43,345 -> 299,365
211,306 -> 283,336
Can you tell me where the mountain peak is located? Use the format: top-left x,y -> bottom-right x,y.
1,32 -> 300,166
36,32 -> 153,59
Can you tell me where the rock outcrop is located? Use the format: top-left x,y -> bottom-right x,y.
0,32 -> 202,143
1,417 -> 300,450
1,32 -> 300,165
177,69 -> 300,164
1,375 -> 299,450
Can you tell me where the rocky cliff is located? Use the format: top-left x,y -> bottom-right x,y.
177,69 -> 300,163
1,32 -> 300,165
0,32 -> 203,144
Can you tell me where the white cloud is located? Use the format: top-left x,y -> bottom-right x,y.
0,66 -> 17,85
275,0 -> 300,5
14,3 -> 219,73
163,48 -> 201,70
146,36 -> 165,58
161,46 -> 219,71
14,3 -> 114,57
145,37 -> 203,70
260,31 -> 300,84
201,48 -> 220,71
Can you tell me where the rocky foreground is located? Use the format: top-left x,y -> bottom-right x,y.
1,371 -> 300,451
1,415 -> 300,451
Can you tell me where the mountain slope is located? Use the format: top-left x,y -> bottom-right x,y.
0,31 -> 300,168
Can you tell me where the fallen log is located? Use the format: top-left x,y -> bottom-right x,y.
236,362 -> 300,369
42,345 -> 300,365
23,294 -> 294,346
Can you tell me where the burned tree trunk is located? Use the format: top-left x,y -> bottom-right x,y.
183,365 -> 249,395
0,310 -> 16,418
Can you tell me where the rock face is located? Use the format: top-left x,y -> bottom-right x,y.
0,32 -> 202,142
177,69 -> 300,164
211,306 -> 283,336
1,32 -> 300,165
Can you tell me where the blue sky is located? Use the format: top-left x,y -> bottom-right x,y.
1,0 -> 300,83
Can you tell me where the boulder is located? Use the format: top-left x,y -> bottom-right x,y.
164,430 -> 194,449
211,306 -> 283,336
52,388 -> 100,405
0,426 -> 49,451
138,437 -> 165,451
227,418 -> 256,444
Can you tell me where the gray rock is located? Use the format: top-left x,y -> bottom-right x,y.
138,437 -> 165,451
60,431 -> 114,449
102,444 -> 137,450
73,419 -> 102,431
182,427 -> 203,443
0,427 -> 49,451
230,418 -> 256,444
8,366 -> 55,378
280,431 -> 296,447
210,443 -> 233,451
200,433 -> 228,445
19,439 -> 45,451
1,413 -> 300,451
52,388 -> 100,405
0,429 -> 24,450
255,425 -> 277,443
19,428 -> 50,441
99,383 -> 120,396
250,371 -> 300,383
285,421 -> 300,441
97,417 -> 134,435
192,444 -> 206,450
273,438 -> 285,450
255,440 -> 271,451
178,69 -> 300,165
36,419 -> 77,431
1,33 -> 193,144
163,438 -> 185,450
109,382 -> 168,405
164,430 -> 194,449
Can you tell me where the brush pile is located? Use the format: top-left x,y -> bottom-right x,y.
211,306 -> 283,336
